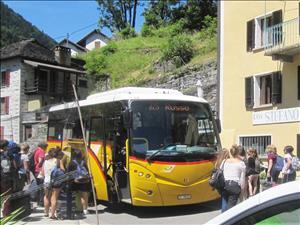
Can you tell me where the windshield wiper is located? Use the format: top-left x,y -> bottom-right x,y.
146,144 -> 175,162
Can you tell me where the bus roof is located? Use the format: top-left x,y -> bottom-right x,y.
49,87 -> 208,112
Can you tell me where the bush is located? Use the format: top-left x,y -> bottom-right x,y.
118,26 -> 137,39
101,43 -> 117,55
197,15 -> 217,41
141,24 -> 155,37
161,35 -> 194,67
84,50 -> 107,75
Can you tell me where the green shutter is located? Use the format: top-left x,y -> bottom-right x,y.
247,20 -> 255,52
245,77 -> 254,109
272,71 -> 282,104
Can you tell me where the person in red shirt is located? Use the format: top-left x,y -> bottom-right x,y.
34,141 -> 47,177
33,141 -> 48,206
266,145 -> 279,186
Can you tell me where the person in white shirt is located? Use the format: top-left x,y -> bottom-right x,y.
41,148 -> 64,219
223,144 -> 246,211
282,145 -> 296,183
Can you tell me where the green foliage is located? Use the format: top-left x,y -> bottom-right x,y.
0,2 -> 56,48
0,192 -> 24,225
84,49 -> 107,76
97,0 -> 139,32
101,42 -> 118,55
141,24 -> 155,37
161,35 -> 194,67
197,16 -> 217,41
143,0 -> 217,32
117,26 -> 137,39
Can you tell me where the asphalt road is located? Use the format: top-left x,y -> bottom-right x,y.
84,200 -> 221,225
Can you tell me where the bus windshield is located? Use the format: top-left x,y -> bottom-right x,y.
131,101 -> 220,162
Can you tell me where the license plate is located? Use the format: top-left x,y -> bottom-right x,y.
177,194 -> 192,200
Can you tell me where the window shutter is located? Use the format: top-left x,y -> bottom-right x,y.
247,19 -> 255,52
245,77 -> 254,109
5,97 -> 9,114
272,10 -> 282,25
272,71 -> 282,104
6,70 -> 10,86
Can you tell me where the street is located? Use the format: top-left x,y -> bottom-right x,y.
18,200 -> 221,225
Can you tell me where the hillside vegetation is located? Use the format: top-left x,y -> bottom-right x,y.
83,16 -> 217,88
0,2 -> 56,48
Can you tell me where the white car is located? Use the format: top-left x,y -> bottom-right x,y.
204,180 -> 300,225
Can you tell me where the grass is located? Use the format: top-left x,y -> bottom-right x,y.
83,25 -> 217,88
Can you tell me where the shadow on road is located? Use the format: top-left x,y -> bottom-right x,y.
98,199 -> 221,218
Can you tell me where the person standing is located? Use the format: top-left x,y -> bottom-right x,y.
215,148 -> 230,212
247,148 -> 259,196
68,148 -> 91,215
0,140 -> 12,194
223,145 -> 246,211
237,145 -> 248,202
42,148 -> 64,219
19,143 -> 31,186
34,141 -> 47,206
266,145 -> 280,186
282,146 -> 297,183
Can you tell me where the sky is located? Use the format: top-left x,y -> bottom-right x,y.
3,0 -> 145,43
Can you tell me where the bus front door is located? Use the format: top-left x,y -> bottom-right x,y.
112,132 -> 131,204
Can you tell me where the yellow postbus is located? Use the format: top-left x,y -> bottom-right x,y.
47,87 -> 221,207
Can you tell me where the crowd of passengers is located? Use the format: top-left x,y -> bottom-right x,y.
0,140 -> 91,220
215,144 -> 298,212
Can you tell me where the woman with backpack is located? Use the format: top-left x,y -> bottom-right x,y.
266,145 -> 280,186
41,148 -> 64,219
282,146 -> 297,183
68,148 -> 91,215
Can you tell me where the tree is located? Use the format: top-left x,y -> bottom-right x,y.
171,0 -> 217,30
143,0 -> 179,28
143,0 -> 217,31
97,0 -> 139,32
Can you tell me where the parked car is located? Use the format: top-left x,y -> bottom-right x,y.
204,180 -> 300,225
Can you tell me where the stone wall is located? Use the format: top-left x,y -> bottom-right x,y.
142,60 -> 218,112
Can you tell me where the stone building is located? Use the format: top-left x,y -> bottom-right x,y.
0,39 -> 88,143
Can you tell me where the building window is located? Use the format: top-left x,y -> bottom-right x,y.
239,135 -> 271,155
95,41 -> 101,49
24,125 -> 32,140
258,74 -> 272,105
247,10 -> 282,51
1,97 -> 9,115
245,71 -> 282,109
1,70 -> 10,87
78,79 -> 87,88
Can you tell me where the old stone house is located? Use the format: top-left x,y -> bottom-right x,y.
0,39 -> 88,143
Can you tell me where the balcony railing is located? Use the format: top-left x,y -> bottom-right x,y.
24,79 -> 64,95
264,17 -> 300,56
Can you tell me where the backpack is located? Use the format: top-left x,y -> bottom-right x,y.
0,152 -> 12,174
291,156 -> 299,171
254,158 -> 261,174
274,155 -> 284,172
28,150 -> 36,173
51,160 -> 65,186
73,160 -> 90,183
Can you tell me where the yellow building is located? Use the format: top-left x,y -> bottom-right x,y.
219,1 -> 300,156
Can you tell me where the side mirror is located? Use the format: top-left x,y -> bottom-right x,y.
216,118 -> 221,133
122,108 -> 132,128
